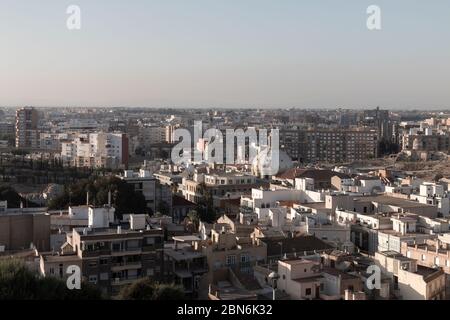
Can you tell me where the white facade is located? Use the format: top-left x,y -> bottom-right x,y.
88,206 -> 115,228
59,132 -> 127,168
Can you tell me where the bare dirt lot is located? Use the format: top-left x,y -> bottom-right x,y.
352,156 -> 450,181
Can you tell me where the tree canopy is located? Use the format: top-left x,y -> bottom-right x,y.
48,176 -> 148,218
119,278 -> 184,300
0,259 -> 103,300
0,185 -> 38,208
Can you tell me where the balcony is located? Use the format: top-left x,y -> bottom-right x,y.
81,249 -> 111,258
111,276 -> 140,286
111,248 -> 142,256
111,262 -> 142,272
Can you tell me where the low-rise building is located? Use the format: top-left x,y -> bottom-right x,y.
164,236 -> 208,298
276,258 -> 364,300
375,251 -> 446,300
119,169 -> 172,215
0,209 -> 50,252
58,218 -> 165,296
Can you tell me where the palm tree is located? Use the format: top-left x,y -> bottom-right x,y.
186,209 -> 200,231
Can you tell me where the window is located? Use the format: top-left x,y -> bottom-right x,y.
147,269 -> 154,276
112,242 -> 122,252
49,267 -> 55,275
88,275 -> 98,284
127,240 -> 140,249
100,258 -> 108,265
435,257 -> 440,266
100,273 -> 109,281
128,269 -> 138,279
240,254 -> 249,264
226,255 -> 237,266
305,288 -> 312,296
88,261 -> 98,268
146,237 -> 155,245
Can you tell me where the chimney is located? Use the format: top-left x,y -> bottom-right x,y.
86,192 -> 90,206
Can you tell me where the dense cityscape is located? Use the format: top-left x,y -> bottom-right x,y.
1,106 -> 450,301
2,1 -> 450,314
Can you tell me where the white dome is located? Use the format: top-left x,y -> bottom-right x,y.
252,148 -> 293,177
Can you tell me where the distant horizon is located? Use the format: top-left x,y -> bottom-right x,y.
1,105 -> 449,112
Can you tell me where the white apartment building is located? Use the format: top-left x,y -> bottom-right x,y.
119,169 -> 172,214
374,251 -> 446,300
410,182 -> 450,217
60,132 -> 129,169
139,125 -> 166,147
377,215 -> 436,253
15,107 -> 40,149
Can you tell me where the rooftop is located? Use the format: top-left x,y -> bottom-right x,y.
355,195 -> 435,209
74,226 -> 162,239
293,275 -> 324,284
380,251 -> 415,262
164,243 -> 205,261
280,258 -> 316,266
40,252 -> 80,263
262,236 -> 333,257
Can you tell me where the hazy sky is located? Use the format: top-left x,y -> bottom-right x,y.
1,0 -> 450,109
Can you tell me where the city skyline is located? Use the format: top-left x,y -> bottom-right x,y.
1,0 -> 450,109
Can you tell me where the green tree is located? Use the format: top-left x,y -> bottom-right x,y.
196,188 -> 217,223
118,278 -> 155,300
0,259 -> 103,300
48,176 -> 148,219
0,259 -> 36,299
157,201 -> 170,216
0,185 -> 38,208
186,209 -> 200,230
152,283 -> 185,300
118,278 -> 184,300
